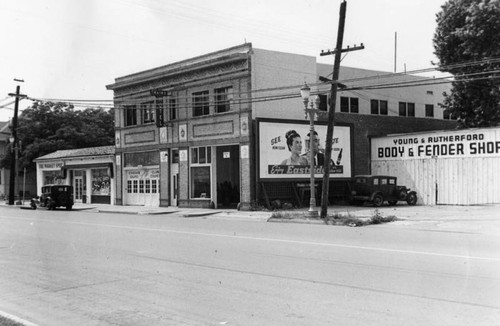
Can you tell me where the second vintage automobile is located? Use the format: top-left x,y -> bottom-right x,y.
349,175 -> 417,207
37,184 -> 74,210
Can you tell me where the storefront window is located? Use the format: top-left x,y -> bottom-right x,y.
124,151 -> 159,167
191,166 -> 211,198
139,180 -> 144,193
43,171 -> 64,185
91,169 -> 110,196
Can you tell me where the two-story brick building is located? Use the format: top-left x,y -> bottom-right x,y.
106,43 -> 457,209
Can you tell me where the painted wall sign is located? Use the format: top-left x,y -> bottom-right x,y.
372,129 -> 500,160
40,162 -> 64,169
126,169 -> 159,179
258,120 -> 352,179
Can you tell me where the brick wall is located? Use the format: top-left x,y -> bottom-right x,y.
334,113 -> 458,175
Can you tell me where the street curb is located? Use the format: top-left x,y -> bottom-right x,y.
140,210 -> 179,215
97,210 -> 139,215
182,211 -> 221,218
267,217 -> 327,224
97,209 -> 180,215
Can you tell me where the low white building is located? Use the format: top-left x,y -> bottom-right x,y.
35,146 -> 115,205
371,127 -> 500,205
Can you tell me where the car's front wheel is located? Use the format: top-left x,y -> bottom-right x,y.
407,193 -> 417,205
373,194 -> 384,207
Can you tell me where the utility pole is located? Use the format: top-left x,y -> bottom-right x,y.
8,80 -> 26,205
319,1 -> 363,219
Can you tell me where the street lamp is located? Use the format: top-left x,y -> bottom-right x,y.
8,134 -> 17,205
300,83 -> 322,217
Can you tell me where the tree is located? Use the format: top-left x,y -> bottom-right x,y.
1,101 -> 114,171
433,0 -> 500,128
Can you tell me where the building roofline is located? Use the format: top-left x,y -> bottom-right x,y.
34,145 -> 115,162
106,43 -> 252,90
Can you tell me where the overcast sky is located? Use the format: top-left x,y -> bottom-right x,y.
0,0 -> 447,120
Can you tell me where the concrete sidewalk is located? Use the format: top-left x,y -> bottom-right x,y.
93,203 -> 500,234
5,202 -> 500,234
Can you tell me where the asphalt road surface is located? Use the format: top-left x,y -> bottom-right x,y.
1,207 -> 499,325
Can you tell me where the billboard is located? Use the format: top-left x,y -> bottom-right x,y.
258,119 -> 352,180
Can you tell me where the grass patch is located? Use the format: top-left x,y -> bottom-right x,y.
0,315 -> 25,326
270,209 -> 398,227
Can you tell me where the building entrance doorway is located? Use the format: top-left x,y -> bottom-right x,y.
216,145 -> 240,208
73,171 -> 85,203
170,149 -> 179,207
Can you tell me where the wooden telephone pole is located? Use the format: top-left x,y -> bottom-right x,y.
319,1 -> 363,218
8,80 -> 26,205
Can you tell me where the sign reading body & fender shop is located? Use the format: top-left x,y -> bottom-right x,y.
372,128 -> 500,160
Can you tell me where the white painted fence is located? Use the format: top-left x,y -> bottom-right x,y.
371,127 -> 500,205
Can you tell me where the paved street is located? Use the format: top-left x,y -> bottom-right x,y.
1,205 -> 500,325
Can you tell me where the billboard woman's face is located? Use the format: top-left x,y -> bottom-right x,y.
290,136 -> 302,155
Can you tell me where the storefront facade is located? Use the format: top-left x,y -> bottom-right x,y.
107,43 -> 458,209
107,44 -> 252,209
35,146 -> 115,205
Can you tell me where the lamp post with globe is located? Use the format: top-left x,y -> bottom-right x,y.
300,83 -> 324,217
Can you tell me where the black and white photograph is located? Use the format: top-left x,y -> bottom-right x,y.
1,0 -> 499,325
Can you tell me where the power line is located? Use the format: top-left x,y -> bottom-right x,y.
29,72 -> 499,112
30,54 -> 500,105
25,56 -> 500,110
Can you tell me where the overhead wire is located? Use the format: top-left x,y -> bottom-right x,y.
30,54 -> 500,105
112,0 -> 333,50
24,55 -> 500,111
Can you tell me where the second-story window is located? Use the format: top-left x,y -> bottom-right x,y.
318,94 -> 328,111
340,97 -> 359,113
142,101 -> 155,123
443,109 -> 457,120
425,104 -> 434,117
399,102 -> 415,117
214,87 -> 232,113
168,97 -> 177,120
193,91 -> 209,117
124,105 -> 137,126
371,100 -> 388,115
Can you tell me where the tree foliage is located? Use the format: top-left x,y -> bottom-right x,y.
433,0 -> 500,128
1,101 -> 114,171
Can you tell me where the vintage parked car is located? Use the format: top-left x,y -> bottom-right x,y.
349,175 -> 417,207
38,184 -> 74,210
